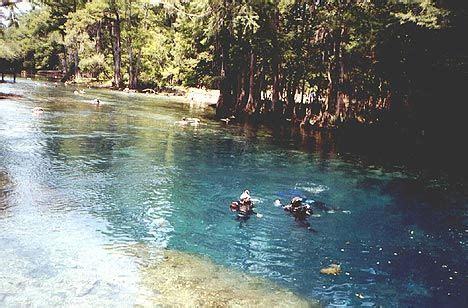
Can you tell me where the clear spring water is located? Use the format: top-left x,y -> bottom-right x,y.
0,79 -> 466,306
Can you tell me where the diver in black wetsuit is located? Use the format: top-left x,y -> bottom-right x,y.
282,197 -> 312,220
276,197 -> 316,231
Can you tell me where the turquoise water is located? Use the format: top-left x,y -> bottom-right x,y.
1,79 -> 466,306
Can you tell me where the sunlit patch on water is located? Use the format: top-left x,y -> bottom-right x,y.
250,196 -> 266,204
142,249 -> 316,307
295,182 -> 329,195
0,209 -> 154,306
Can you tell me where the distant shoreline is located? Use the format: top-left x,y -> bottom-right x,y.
62,77 -> 219,106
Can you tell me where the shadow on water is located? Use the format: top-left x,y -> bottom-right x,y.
230,116 -> 468,182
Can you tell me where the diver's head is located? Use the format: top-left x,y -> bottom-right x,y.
240,190 -> 251,201
291,196 -> 303,207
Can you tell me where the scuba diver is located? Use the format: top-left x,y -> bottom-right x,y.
230,190 -> 262,220
282,197 -> 312,220
276,196 -> 316,232
274,189 -> 337,213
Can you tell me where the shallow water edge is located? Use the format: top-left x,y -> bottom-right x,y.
140,249 -> 316,307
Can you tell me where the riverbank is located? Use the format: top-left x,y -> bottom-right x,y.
24,76 -> 392,130
64,77 -> 219,105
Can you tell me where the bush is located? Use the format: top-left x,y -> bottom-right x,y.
79,54 -> 109,79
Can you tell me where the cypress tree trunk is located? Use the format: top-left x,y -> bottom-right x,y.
216,27 -> 233,118
110,12 -> 122,88
73,48 -> 80,79
96,20 -> 102,53
325,63 -> 335,114
133,52 -> 141,88
60,33 -> 68,77
325,32 -> 342,115
236,66 -> 248,112
258,66 -> 266,113
272,60 -> 280,113
244,51 -> 257,114
335,27 -> 346,119
285,74 -> 298,118
128,52 -> 139,89
271,8 -> 280,113
126,3 -> 138,90
231,64 -> 239,111
128,43 -> 138,89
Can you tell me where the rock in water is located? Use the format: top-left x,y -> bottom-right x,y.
320,264 -> 342,275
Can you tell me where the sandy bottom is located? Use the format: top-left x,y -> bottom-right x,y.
141,249 -> 317,307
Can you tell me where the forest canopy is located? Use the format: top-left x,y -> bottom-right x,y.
1,0 -> 467,134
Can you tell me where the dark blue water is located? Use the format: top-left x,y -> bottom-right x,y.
1,79 -> 466,306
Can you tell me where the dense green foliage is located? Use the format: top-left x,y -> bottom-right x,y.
1,0 -> 466,133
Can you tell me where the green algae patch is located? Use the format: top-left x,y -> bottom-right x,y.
141,250 -> 318,307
